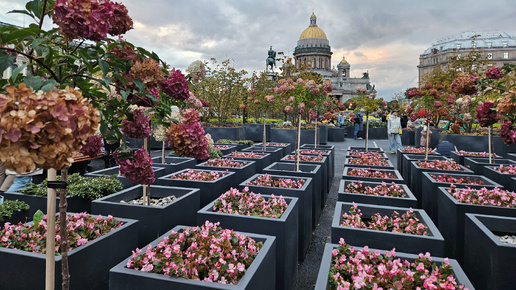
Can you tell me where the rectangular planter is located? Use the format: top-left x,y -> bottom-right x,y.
409,160 -> 473,207
91,185 -> 200,247
296,148 -> 333,181
204,126 -> 246,143
327,127 -> 346,141
85,166 -> 167,188
213,144 -> 238,156
157,169 -> 236,208
151,156 -> 197,175
366,127 -> 388,139
344,156 -> 395,170
280,155 -> 329,199
464,213 -> 516,290
254,142 -> 292,158
301,144 -> 335,179
401,130 -> 415,145
242,146 -> 283,163
463,157 -> 516,175
314,243 -> 474,290
421,172 -> 503,226
2,191 -> 91,218
223,152 -> 272,173
338,180 -> 418,208
342,167 -> 404,184
484,165 -> 516,191
437,186 -> 516,263
197,195 -> 298,290
401,153 -> 445,182
263,162 -> 323,228
332,202 -> 445,256
240,173 -> 312,262
446,133 -> 516,157
215,143 -> 247,151
109,225 -> 276,290
244,123 -> 271,142
508,152 -> 516,161
270,127 -> 328,147
195,159 -> 257,185
0,215 -> 138,290
347,146 -> 384,153
449,151 -> 500,165
396,149 -> 440,177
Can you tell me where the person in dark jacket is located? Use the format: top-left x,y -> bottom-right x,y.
435,135 -> 456,158
400,114 -> 408,129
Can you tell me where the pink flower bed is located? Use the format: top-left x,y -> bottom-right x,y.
346,168 -> 396,179
247,174 -> 306,189
298,149 -> 329,155
430,174 -> 485,185
347,157 -> 389,167
0,213 -> 123,254
447,186 -> 516,207
340,203 -> 428,236
493,164 -> 516,175
203,158 -> 247,168
345,181 -> 405,197
283,154 -> 323,162
230,151 -> 264,158
170,169 -> 226,181
401,147 -> 436,154
329,239 -> 468,289
213,187 -> 288,218
348,150 -> 384,159
126,221 -> 262,285
456,150 -> 499,157
214,145 -> 232,150
416,160 -> 465,171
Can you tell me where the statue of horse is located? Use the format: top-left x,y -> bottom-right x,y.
266,46 -> 276,71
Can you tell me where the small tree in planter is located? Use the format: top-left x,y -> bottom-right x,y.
354,88 -> 383,150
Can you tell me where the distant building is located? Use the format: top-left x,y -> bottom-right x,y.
418,31 -> 516,83
291,13 -> 375,103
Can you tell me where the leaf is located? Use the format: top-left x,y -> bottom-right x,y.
23,75 -> 45,90
98,59 -> 109,75
41,80 -> 58,92
33,209 -> 44,227
7,9 -> 35,21
133,79 -> 144,91
9,63 -> 27,82
0,51 -> 15,73
2,27 -> 40,43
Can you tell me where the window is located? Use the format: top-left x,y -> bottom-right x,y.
487,42 -> 492,48
504,52 -> 509,59
456,44 -> 461,49
472,42 -> 476,49
487,53 -> 493,59
503,42 -> 508,48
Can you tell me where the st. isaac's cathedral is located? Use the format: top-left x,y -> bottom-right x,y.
292,13 -> 376,103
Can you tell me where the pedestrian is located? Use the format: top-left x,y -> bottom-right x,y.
420,120 -> 433,148
400,114 -> 408,129
381,110 -> 389,123
0,168 -> 43,192
387,110 -> 403,154
354,108 -> 365,140
104,139 -> 120,168
435,135 -> 456,158
337,111 -> 345,128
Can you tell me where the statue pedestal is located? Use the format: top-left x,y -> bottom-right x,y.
266,71 -> 278,81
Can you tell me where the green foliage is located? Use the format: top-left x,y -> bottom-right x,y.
209,149 -> 223,159
18,173 -> 123,200
0,200 -> 30,222
33,209 -> 44,227
368,120 -> 387,128
216,139 -> 254,146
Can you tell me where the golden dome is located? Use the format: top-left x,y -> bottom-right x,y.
340,56 -> 348,64
299,13 -> 327,40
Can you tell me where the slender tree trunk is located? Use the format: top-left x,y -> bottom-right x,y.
59,169 -> 70,290
262,115 -> 266,152
162,141 -> 166,164
314,118 -> 318,149
488,125 -> 493,164
365,114 -> 370,151
425,126 -> 430,161
46,169 -> 57,290
296,113 -> 301,171
143,138 -> 149,206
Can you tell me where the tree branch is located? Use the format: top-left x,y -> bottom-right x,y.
0,46 -> 60,82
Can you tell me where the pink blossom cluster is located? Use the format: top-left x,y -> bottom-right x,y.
284,154 -> 323,162
499,121 -> 516,145
53,0 -> 133,41
166,109 -> 209,160
450,73 -> 479,95
416,160 -> 465,171
456,150 -> 498,157
340,203 -> 428,236
401,147 -> 436,154
214,145 -> 232,150
347,157 -> 389,167
447,186 -> 516,207
213,187 -> 288,218
115,148 -> 155,185
299,149 -> 329,155
329,239 -> 467,289
345,181 -> 406,197
170,169 -> 226,181
430,174 -> 485,185
160,69 -> 190,101
126,221 -> 262,285
120,109 -> 151,139
348,150 -> 384,159
476,101 -> 498,127
486,66 -> 504,79
203,158 -> 246,168
346,168 -> 396,179
247,174 -> 306,189
494,164 -> 516,175
79,135 -> 103,157
0,212 -> 122,254
229,151 -> 264,158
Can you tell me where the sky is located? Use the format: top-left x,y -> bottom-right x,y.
1,0 -> 516,101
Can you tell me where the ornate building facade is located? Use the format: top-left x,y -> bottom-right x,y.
292,13 -> 375,103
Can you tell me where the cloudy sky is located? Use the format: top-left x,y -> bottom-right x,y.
1,0 -> 515,100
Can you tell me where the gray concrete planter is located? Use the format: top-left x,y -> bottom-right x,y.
301,144 -> 335,179
421,172 -> 503,226
109,226 -> 276,290
213,144 -> 238,156
0,216 -> 138,290
409,160 -> 473,207
342,167 -> 404,184
483,165 -> 516,191
449,151 -> 500,165
437,186 -> 516,263
244,123 -> 271,142
446,133 -> 516,157
242,146 -> 284,163
366,127 -> 388,139
463,157 -> 516,175
223,152 -> 272,173
151,156 -> 197,175
464,213 -> 516,290
215,143 -> 247,151
270,127 -> 327,146
344,156 -> 395,170
401,130 -> 415,146
263,162 -> 323,228
296,148 -> 333,181
508,153 -> 516,161
197,195 -> 298,290
2,191 -> 91,218
314,243 -> 474,290
396,149 -> 441,177
280,155 -> 329,200
338,180 -> 418,208
327,127 -> 346,141
401,153 -> 445,182
240,174 -> 312,262
255,142 -> 292,157
91,185 -> 199,247
195,159 -> 257,185
331,202 -> 445,256
203,126 -> 246,143
157,169 -> 236,208
85,166 -> 167,188
347,146 -> 384,153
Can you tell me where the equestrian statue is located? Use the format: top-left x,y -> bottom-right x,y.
266,46 -> 276,72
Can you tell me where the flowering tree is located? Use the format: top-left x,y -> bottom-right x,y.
354,88 -> 383,150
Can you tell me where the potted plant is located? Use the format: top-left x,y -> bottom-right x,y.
224,151 -> 272,173
396,146 -> 438,176
197,187 -> 298,290
483,164 -> 516,191
296,148 -> 334,181
0,200 -> 30,226
254,142 -> 292,157
85,166 -> 167,188
463,157 -> 516,175
339,180 -> 418,208
344,155 -> 395,169
195,158 -> 256,184
342,168 -> 404,184
242,145 -> 284,163
151,156 -> 197,175
281,154 -> 330,199
213,144 -> 239,156
109,222 -> 276,289
450,150 -> 501,165
332,202 -> 445,256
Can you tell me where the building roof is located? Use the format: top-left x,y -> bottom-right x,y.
299,13 -> 327,40
422,31 -> 516,55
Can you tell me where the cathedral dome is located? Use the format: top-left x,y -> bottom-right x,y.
299,13 -> 327,40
